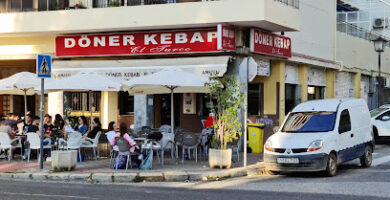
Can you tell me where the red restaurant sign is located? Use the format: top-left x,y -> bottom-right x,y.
56,27 -> 236,57
217,24 -> 236,51
249,28 -> 291,58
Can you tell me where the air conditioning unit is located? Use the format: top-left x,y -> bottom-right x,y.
373,18 -> 389,29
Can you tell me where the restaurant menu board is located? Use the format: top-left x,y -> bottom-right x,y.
183,93 -> 196,114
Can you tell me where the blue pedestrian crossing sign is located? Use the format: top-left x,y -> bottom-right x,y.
36,54 -> 52,78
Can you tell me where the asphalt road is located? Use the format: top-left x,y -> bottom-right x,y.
1,144 -> 390,200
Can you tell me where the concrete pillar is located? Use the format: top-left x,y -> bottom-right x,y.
133,95 -> 147,132
326,69 -> 336,99
354,72 -> 362,98
101,91 -> 119,129
262,60 -> 285,126
48,92 -> 64,117
33,0 -> 38,10
298,64 -> 308,102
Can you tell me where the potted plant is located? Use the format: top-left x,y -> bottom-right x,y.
207,75 -> 243,169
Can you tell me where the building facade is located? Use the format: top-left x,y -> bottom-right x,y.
1,0 -> 384,147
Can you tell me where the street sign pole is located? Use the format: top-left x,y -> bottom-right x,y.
36,54 -> 51,170
39,78 -> 44,169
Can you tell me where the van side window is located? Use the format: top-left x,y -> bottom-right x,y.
339,109 -> 351,134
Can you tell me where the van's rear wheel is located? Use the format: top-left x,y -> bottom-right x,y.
324,153 -> 337,177
360,146 -> 373,168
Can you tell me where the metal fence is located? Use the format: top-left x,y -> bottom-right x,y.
274,0 -> 299,9
337,20 -> 390,47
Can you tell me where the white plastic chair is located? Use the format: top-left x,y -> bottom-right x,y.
159,125 -> 171,133
81,131 -> 102,160
0,132 -> 22,161
59,132 -> 83,162
159,132 -> 175,166
141,139 -> 162,165
26,132 -> 52,163
106,131 -> 118,168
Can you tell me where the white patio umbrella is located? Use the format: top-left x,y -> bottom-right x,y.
0,72 -> 41,118
36,73 -> 121,130
123,70 -> 209,134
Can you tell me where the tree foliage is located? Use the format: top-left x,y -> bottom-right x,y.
206,75 -> 244,150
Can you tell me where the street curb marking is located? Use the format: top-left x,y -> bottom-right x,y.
0,165 -> 265,184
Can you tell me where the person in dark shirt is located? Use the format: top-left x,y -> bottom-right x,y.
43,114 -> 54,137
23,114 -> 39,134
84,118 -> 102,139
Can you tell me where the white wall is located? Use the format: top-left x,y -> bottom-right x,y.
285,0 -> 336,62
336,32 -> 390,77
0,0 -> 299,36
48,92 -> 64,117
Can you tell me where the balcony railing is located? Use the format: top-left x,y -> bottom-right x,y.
0,0 -> 212,13
274,0 -> 299,9
337,20 -> 390,47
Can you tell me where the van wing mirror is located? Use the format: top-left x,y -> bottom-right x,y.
381,116 -> 390,121
273,126 -> 280,134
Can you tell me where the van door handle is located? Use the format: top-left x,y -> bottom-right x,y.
351,134 -> 354,138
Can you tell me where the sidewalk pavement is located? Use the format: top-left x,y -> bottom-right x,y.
0,153 -> 265,183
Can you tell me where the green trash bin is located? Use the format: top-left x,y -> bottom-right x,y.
248,123 -> 265,153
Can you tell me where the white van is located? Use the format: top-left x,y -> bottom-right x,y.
264,99 -> 374,176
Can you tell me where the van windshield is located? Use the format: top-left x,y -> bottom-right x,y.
282,112 -> 336,133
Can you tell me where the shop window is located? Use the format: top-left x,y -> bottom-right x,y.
0,0 -> 6,12
1,95 -> 10,116
197,94 -> 215,117
285,84 -> 301,114
248,83 -> 263,116
70,92 -> 101,112
9,0 -> 21,11
118,91 -> 134,115
38,0 -> 61,11
93,0 -> 125,7
308,86 -> 325,101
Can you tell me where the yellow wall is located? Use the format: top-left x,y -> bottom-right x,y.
354,72 -> 361,98
262,60 -> 285,125
298,64 -> 308,102
326,69 -> 336,98
101,91 -> 119,129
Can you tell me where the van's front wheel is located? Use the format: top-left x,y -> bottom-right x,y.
360,146 -> 373,168
324,153 -> 337,177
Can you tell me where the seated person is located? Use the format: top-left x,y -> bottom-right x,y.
0,117 -> 13,138
42,114 -> 54,146
23,115 -> 40,134
22,116 -> 41,160
204,113 -> 216,128
84,118 -> 102,139
76,116 -> 88,136
110,123 -> 140,167
110,123 -> 136,152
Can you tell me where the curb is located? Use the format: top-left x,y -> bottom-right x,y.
0,165 -> 265,184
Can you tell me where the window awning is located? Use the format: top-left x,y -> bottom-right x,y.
52,56 -> 231,81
